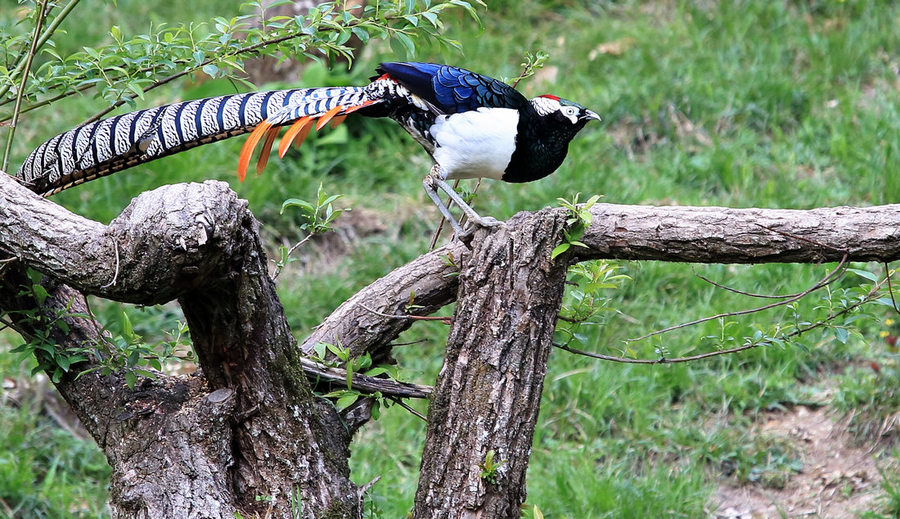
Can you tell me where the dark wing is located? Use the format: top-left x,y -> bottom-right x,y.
375,62 -> 528,114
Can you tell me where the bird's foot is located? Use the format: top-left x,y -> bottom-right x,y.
454,215 -> 504,242
466,214 -> 503,229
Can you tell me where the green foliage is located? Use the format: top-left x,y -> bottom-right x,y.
310,342 -> 400,419
0,0 -> 484,115
74,314 -> 192,389
4,269 -> 89,384
478,449 -> 505,485
555,260 -> 630,349
276,183 -> 349,276
550,192 -> 600,259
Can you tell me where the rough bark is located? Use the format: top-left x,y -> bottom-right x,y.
0,174 -> 357,518
579,203 -> 900,263
413,209 -> 569,517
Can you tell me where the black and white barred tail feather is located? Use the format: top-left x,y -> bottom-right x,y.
15,85 -> 376,196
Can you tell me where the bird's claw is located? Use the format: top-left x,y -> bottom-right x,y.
455,215 -> 504,242
469,215 -> 503,228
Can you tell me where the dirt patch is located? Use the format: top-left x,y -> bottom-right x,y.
712,406 -> 882,518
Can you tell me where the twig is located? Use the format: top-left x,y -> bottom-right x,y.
627,254 -> 848,343
389,396 -> 427,422
101,239 -> 120,288
563,265 -> 892,365
694,271 -> 794,299
0,0 -> 79,102
1,0 -> 47,172
885,262 -> 899,314
754,222 -> 847,253
389,338 -> 428,347
299,357 -> 432,399
557,341 -> 760,364
273,234 -> 313,280
80,292 -> 106,342
357,303 -> 451,323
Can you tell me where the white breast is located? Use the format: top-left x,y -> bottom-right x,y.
430,107 -> 519,181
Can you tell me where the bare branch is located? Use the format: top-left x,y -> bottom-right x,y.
560,267 -> 893,365
299,357 -> 432,399
626,254 -> 848,343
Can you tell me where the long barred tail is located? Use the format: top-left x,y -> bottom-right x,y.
15,85 -> 380,196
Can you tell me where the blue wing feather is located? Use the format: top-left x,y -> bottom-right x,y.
375,62 -> 527,114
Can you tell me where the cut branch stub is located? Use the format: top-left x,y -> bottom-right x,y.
414,208 -> 570,518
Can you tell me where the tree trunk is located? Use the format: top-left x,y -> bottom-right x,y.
414,209 -> 569,517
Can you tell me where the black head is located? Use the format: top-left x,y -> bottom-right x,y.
503,95 -> 600,183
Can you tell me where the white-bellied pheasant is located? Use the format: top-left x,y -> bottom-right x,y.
17,62 -> 600,232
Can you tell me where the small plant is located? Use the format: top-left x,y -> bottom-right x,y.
75,314 -> 192,389
290,486 -> 303,519
551,193 -> 601,260
507,50 -> 551,87
310,342 -> 402,419
275,184 -> 349,277
554,260 -> 630,351
478,449 -> 506,485
5,269 -> 89,384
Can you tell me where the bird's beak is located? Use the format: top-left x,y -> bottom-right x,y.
582,109 -> 601,122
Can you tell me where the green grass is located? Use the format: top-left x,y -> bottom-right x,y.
3,0 -> 900,517
0,331 -> 111,518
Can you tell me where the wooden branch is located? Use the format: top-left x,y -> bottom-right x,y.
578,203 -> 900,263
299,240 -> 467,360
5,162 -> 900,517
299,357 -> 432,399
302,203 -> 900,364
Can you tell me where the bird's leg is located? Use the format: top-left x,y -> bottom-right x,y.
422,165 -> 502,235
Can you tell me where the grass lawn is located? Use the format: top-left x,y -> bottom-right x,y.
2,0 -> 900,517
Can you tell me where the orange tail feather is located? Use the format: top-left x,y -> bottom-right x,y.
315,105 -> 344,131
291,121 -> 314,151
278,117 -> 313,158
329,115 -> 347,128
238,121 -> 272,182
256,126 -> 281,175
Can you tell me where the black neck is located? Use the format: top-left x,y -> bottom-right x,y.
502,107 -> 585,183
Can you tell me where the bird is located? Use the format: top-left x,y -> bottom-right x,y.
16,62 -> 600,232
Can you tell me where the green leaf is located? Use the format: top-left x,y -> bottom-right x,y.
351,26 -> 370,43
281,198 -> 315,214
202,64 -> 219,77
313,342 -> 327,361
335,391 -> 360,410
394,31 -> 416,57
31,284 -> 49,305
126,81 -> 145,100
833,327 -> 849,344
847,268 -> 879,282
551,243 -> 570,259
125,371 -> 137,389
